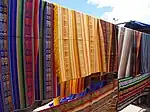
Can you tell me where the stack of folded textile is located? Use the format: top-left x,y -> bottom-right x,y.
49,80 -> 108,107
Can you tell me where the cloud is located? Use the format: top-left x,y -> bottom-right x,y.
87,0 -> 150,24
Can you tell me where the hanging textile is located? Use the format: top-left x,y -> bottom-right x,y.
118,27 -> 142,79
60,78 -> 85,98
0,82 -> 4,112
54,5 -> 80,82
34,0 -> 41,101
43,2 -> 55,99
16,0 -> 26,109
141,33 -> 150,74
44,0 -> 54,96
109,23 -> 118,72
53,4 -> 118,82
118,27 -> 134,78
7,0 -> 44,110
1,0 -> 150,111
69,10 -> 81,79
8,0 -> 20,110
74,11 -> 89,77
54,5 -> 74,81
0,0 -> 14,111
132,31 -> 141,76
39,0 -> 45,101
23,0 -> 35,107
98,19 -> 118,73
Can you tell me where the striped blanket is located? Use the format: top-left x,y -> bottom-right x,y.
117,74 -> 150,111
40,80 -> 118,112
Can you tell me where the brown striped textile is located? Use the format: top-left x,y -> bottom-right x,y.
99,19 -> 118,73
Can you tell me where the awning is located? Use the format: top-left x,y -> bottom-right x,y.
124,21 -> 150,34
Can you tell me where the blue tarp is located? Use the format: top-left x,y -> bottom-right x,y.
124,21 -> 150,34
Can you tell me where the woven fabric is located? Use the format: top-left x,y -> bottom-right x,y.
2,1 -> 150,111
54,5 -> 81,82
118,27 -> 143,79
59,78 -> 85,98
0,0 -> 14,111
34,0 -> 40,101
0,1 -> 56,110
75,11 -> 89,77
39,0 -> 45,101
132,31 -> 141,76
54,4 -> 118,82
88,16 -> 101,74
141,33 -> 150,74
8,0 -> 20,110
118,74 -> 150,111
40,80 -> 118,112
99,20 -> 118,73
118,28 -> 134,78
54,5 -> 74,81
23,0 -> 35,107
16,0 -> 26,109
43,2 -> 54,100
0,81 -> 4,112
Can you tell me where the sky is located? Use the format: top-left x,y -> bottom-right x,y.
46,0 -> 150,24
